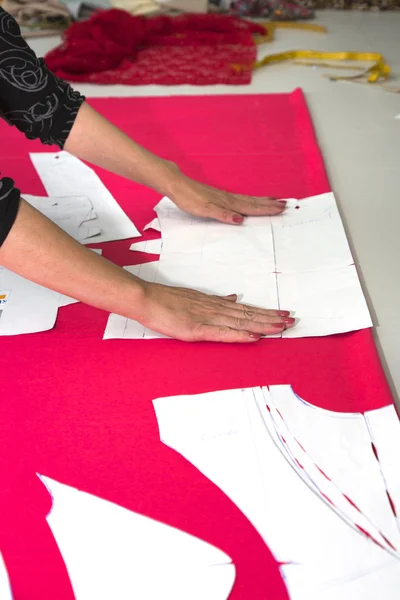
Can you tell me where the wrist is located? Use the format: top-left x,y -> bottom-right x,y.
158,160 -> 190,199
112,273 -> 149,322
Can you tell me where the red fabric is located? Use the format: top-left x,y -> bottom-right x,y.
45,11 -> 261,85
0,90 -> 393,600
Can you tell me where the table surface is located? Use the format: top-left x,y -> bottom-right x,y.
28,10 -> 400,405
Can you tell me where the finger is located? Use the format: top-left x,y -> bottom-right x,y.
209,313 -> 287,335
172,288 -> 294,323
202,202 -> 245,225
231,196 -> 287,216
219,300 -> 293,322
219,294 -> 238,302
193,324 -> 262,343
221,307 -> 295,328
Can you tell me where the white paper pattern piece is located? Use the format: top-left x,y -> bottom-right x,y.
103,192 -> 372,340
30,152 -> 140,243
39,475 -> 235,600
0,553 -> 13,600
0,267 -> 61,335
129,239 -> 162,254
24,194 -> 101,243
153,386 -> 400,599
364,405 -> 400,531
104,262 -> 167,339
59,249 -> 103,307
143,217 -> 161,232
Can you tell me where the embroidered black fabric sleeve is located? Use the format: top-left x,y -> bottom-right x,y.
0,8 -> 85,245
0,7 -> 85,148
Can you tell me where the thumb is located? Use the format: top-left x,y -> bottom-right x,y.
204,203 -> 244,225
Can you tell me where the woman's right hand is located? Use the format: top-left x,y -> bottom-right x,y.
136,282 -> 296,343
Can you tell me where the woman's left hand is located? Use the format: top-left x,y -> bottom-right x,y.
169,176 -> 287,225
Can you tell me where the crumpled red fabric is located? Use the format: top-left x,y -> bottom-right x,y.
45,10 -> 265,85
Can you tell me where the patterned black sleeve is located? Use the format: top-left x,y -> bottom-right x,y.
0,7 -> 85,147
0,7 -> 85,245
0,177 -> 20,246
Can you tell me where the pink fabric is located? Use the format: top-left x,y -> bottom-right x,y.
0,90 -> 393,599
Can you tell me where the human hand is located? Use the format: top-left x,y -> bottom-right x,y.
169,176 -> 286,225
137,282 -> 295,343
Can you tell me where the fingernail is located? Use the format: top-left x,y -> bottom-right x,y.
249,333 -> 261,340
233,214 -> 244,224
276,200 -> 287,205
227,294 -> 237,298
283,317 -> 295,324
277,310 -> 290,316
272,323 -> 284,329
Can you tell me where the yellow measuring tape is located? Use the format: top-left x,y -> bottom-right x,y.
244,22 -> 391,86
254,22 -> 329,44
253,50 -> 390,83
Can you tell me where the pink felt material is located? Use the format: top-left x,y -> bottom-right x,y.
0,90 -> 393,599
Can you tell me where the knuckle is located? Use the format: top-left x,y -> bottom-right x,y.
243,305 -> 256,320
218,326 -> 230,338
190,323 -> 206,341
235,317 -> 244,329
250,196 -> 260,211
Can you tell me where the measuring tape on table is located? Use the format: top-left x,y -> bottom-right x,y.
244,22 -> 393,90
253,50 -> 390,83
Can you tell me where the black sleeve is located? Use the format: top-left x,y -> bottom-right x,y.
0,8 -> 85,246
0,177 -> 20,246
0,7 -> 85,148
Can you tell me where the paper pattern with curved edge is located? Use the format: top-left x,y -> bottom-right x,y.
152,386 -> 400,599
30,153 -> 140,243
59,249 -> 103,307
0,267 -> 61,336
0,553 -> 13,600
364,405 -> 400,532
39,475 -> 235,600
267,385 -> 400,546
103,192 -> 372,340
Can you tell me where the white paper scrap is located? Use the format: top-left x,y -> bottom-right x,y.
143,217 -> 161,232
30,153 -> 140,243
153,386 -> 400,598
129,239 -> 162,254
39,475 -> 235,600
0,553 -> 13,600
0,267 -> 61,336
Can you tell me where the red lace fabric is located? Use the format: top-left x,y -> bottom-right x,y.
45,10 -> 263,85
